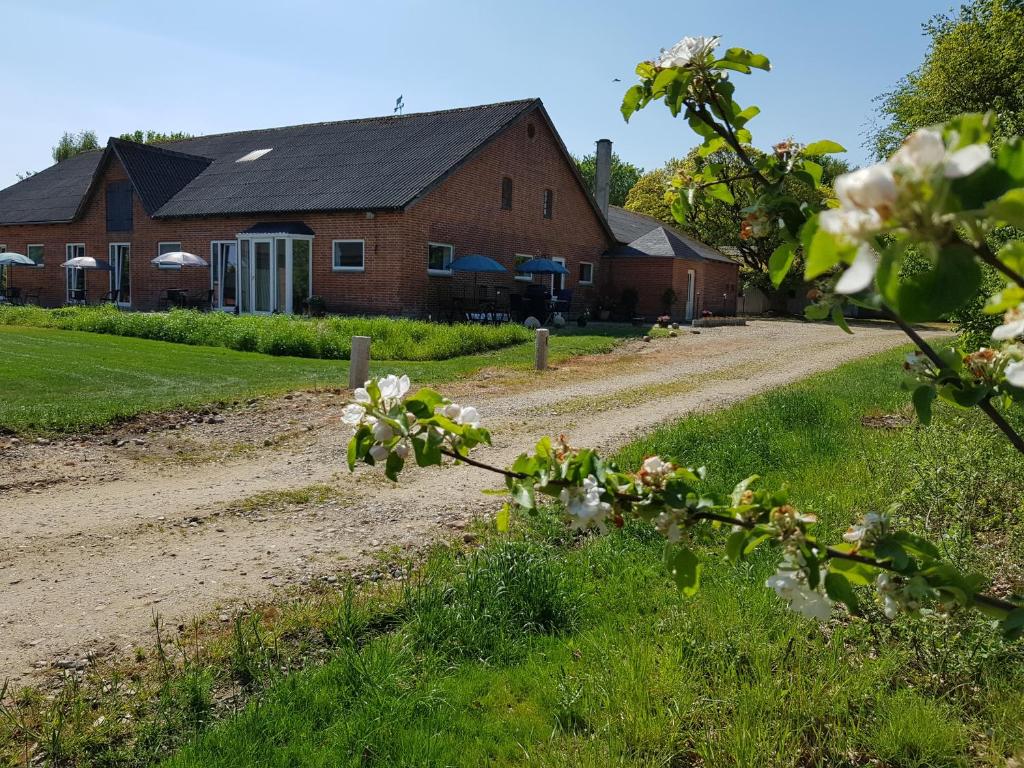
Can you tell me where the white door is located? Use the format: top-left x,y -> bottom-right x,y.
251,239 -> 274,313
685,270 -> 695,321
211,241 -> 238,311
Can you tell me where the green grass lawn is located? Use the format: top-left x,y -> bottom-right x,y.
37,346 -> 1007,768
0,324 -> 642,433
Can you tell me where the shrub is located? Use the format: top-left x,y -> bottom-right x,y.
0,306 -> 533,361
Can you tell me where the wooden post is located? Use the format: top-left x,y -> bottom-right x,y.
535,328 -> 549,371
349,336 -> 371,390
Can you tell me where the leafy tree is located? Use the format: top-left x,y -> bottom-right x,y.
52,130 -> 100,163
624,148 -> 849,308
118,130 -> 194,145
869,0 -> 1024,158
574,151 -> 643,207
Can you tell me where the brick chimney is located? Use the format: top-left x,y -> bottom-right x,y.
594,138 -> 612,218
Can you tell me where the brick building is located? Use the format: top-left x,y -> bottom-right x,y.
0,99 -> 737,320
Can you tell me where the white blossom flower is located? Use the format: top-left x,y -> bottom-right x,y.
655,510 -> 683,542
639,455 -> 674,487
875,573 -> 901,619
818,207 -> 883,242
835,164 -> 898,212
992,305 -> 1024,341
394,439 -> 411,460
888,127 -> 991,180
1005,360 -> 1024,388
354,387 -> 372,404
443,403 -> 481,428
842,511 -> 885,545
341,403 -> 366,427
657,35 -> 720,68
378,374 -> 411,405
372,421 -> 394,442
368,444 -> 390,462
943,143 -> 992,178
560,475 -> 612,531
889,129 -> 947,176
766,561 -> 833,621
834,243 -> 879,295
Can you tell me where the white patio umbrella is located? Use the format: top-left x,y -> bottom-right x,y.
0,252 -> 35,302
61,256 -> 114,304
151,251 -> 208,267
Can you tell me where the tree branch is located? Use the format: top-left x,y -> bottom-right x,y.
973,239 -> 1024,290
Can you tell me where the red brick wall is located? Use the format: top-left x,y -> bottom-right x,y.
1,106 -> 612,316
600,255 -> 739,320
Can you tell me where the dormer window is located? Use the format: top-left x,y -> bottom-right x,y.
501,176 -> 513,210
236,148 -> 273,163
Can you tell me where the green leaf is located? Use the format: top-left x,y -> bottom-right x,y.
768,242 -> 796,288
384,450 -> 404,482
705,183 -> 735,205
411,434 -> 442,467
912,385 -> 936,425
651,67 -> 680,96
987,188 -> 1024,228
346,435 -> 358,471
715,59 -> 751,74
404,387 -> 445,419
824,571 -> 859,612
511,481 -> 536,510
621,85 -> 645,122
635,61 -> 656,79
998,240 -> 1024,275
828,556 -> 876,586
831,306 -> 852,334
665,545 -> 702,597
719,47 -> 771,71
804,227 -> 853,279
670,192 -> 691,225
804,302 -> 830,321
803,140 -> 846,156
725,530 -> 747,564
890,531 -> 941,560
878,242 -> 982,323
496,503 -> 511,533
734,105 -> 760,126
873,539 -> 910,571
1003,608 -> 1024,640
697,136 -> 727,157
801,159 -> 823,187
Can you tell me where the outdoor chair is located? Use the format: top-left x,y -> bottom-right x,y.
509,293 -> 525,322
3,286 -> 23,305
101,289 -> 120,305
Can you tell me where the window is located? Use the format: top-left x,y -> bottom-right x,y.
26,244 -> 44,266
157,242 -> 182,270
500,177 -> 513,210
543,189 -> 554,219
526,123 -> 536,140
578,261 -> 594,285
236,148 -> 273,162
332,240 -> 365,271
427,242 -> 454,274
210,241 -> 238,310
65,244 -> 86,302
106,180 -> 133,232
0,244 -> 6,253
514,254 -> 534,282
109,243 -> 130,306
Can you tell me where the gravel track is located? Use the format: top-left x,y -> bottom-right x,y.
0,320 -> 929,681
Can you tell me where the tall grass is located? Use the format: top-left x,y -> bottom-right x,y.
0,305 -> 532,361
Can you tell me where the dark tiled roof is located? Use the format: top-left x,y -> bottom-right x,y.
0,150 -> 101,224
0,99 -> 540,224
109,139 -> 211,215
240,222 -> 315,236
605,205 -> 736,265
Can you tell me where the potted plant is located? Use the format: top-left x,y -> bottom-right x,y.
304,295 -> 328,317
577,309 -> 590,327
657,314 -> 672,327
661,287 -> 677,319
596,295 -> 614,321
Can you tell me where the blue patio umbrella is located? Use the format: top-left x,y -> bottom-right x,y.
515,257 -> 569,275
449,254 -> 507,273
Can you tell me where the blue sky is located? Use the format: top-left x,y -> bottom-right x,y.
1,0 -> 952,187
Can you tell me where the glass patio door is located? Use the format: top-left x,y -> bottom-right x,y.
252,240 -> 273,313
211,241 -> 238,311
109,243 -> 130,306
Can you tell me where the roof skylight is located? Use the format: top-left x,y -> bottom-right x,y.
236,148 -> 273,162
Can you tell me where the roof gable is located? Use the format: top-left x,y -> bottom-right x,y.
109,139 -> 211,215
0,150 -> 101,224
606,206 -> 736,264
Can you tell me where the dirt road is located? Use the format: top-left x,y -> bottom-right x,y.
0,321 -> 924,680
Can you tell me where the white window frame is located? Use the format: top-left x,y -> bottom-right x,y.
578,260 -> 594,285
427,242 -> 454,276
332,239 -> 365,272
26,244 -> 45,267
210,240 -> 239,312
157,241 -> 182,271
0,244 -> 6,253
514,253 -> 534,282
65,243 -> 86,302
551,256 -> 567,292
